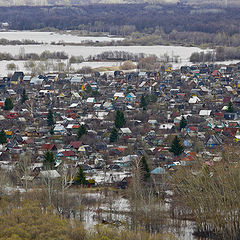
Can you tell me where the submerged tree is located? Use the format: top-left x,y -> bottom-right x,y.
174,150 -> 240,240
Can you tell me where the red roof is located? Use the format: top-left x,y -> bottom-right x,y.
68,113 -> 77,119
228,122 -> 239,128
188,126 -> 197,131
223,128 -> 237,136
5,112 -> 19,119
187,152 -> 196,157
70,141 -> 82,149
214,112 -> 224,117
223,96 -> 231,103
115,147 -> 125,152
61,151 -> 76,157
0,101 -> 4,107
72,125 -> 80,129
212,70 -> 220,76
24,139 -> 34,144
172,112 -> 180,118
214,112 -> 224,120
42,144 -> 56,151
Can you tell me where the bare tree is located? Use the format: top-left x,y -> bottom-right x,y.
15,152 -> 33,192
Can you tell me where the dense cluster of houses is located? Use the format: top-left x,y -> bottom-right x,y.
1,62 -> 240,188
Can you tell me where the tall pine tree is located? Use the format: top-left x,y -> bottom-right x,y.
114,110 -> 126,129
4,98 -> 14,110
43,150 -> 55,170
47,109 -> 54,126
21,89 -> 28,104
227,101 -> 234,113
141,155 -> 150,181
179,115 -> 187,131
169,136 -> 184,156
75,166 -> 87,185
50,126 -> 54,135
77,125 -> 87,139
140,95 -> 147,110
0,129 -> 7,144
110,127 -> 118,143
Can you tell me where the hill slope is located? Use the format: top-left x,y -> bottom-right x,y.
0,0 -> 177,6
0,0 -> 239,7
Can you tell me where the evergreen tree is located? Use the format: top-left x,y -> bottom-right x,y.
47,109 -> 54,126
179,115 -> 187,131
4,98 -> 13,110
85,84 -> 92,94
140,95 -> 147,110
141,155 -> 150,180
43,150 -> 55,170
77,125 -> 87,139
75,166 -> 87,185
114,110 -> 126,129
21,89 -> 28,104
0,129 -> 7,144
169,136 -> 184,156
110,127 -> 118,143
227,101 -> 234,113
50,126 -> 54,135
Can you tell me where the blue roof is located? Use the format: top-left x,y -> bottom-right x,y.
151,167 -> 166,175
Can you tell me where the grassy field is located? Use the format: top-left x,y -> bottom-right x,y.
93,66 -> 120,72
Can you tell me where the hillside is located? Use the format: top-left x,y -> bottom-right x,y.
1,0 -> 240,6
0,0 -> 178,6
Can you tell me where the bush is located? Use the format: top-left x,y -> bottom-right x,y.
120,60 -> 136,70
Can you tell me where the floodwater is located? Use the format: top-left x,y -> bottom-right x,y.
0,31 -> 124,43
0,31 -> 234,79
81,192 -> 203,240
0,43 -> 207,60
0,31 -> 209,60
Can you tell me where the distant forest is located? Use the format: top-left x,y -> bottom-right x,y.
0,4 -> 238,33
1,4 -> 240,47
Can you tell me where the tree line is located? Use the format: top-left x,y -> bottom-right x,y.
1,4 -> 240,47
0,50 -> 68,61
190,46 -> 240,63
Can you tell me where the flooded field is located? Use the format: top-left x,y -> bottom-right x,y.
0,31 -> 213,76
0,31 -> 124,43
